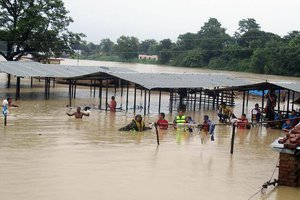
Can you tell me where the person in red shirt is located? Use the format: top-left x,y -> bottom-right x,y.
237,113 -> 250,129
156,112 -> 169,129
108,96 -> 117,112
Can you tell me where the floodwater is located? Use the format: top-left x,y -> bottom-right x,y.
0,59 -> 300,200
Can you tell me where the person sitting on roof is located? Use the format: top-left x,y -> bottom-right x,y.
119,114 -> 151,132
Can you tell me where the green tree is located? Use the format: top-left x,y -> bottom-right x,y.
115,35 -> 139,60
0,0 -> 84,61
237,18 -> 260,34
157,39 -> 173,64
139,39 -> 158,55
99,38 -> 114,56
197,18 -> 230,64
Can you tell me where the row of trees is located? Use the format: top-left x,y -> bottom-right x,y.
0,1 -> 299,76
79,18 -> 300,76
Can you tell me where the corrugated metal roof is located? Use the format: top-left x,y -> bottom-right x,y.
272,82 -> 300,93
0,61 -> 135,78
111,72 -> 250,90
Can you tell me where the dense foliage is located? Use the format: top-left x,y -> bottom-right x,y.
0,0 -> 84,61
77,18 -> 300,76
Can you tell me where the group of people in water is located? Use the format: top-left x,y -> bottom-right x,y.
3,90 -> 299,139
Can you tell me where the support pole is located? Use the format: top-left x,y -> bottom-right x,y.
169,90 -> 173,114
144,89 -> 147,116
278,89 -> 281,112
93,80 -> 96,98
292,91 -> 295,111
155,123 -> 160,145
105,79 -> 109,111
230,123 -> 236,154
199,89 -> 202,110
73,80 -> 77,99
262,90 -> 265,111
90,80 -> 92,96
246,91 -> 249,107
99,80 -> 102,109
15,77 -> 21,100
193,92 -> 197,111
148,90 -> 151,113
133,84 -> 137,114
242,91 -> 246,114
68,80 -> 72,106
287,90 -> 290,114
7,74 -> 11,88
31,77 -> 33,88
126,82 -> 129,112
158,90 -> 162,113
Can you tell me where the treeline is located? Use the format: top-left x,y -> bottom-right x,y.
77,18 -> 300,76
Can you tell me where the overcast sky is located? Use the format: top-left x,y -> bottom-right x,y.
63,0 -> 300,43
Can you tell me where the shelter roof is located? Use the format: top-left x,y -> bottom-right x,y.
0,61 -> 135,78
216,81 -> 300,93
109,72 -> 250,90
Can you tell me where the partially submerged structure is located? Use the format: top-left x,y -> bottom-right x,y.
0,61 -> 299,115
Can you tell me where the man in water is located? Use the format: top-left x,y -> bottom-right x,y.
119,114 -> 151,131
108,96 -> 117,112
66,107 -> 89,119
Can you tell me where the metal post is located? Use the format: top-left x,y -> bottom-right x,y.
292,91 -> 295,111
90,80 -> 92,96
246,91 -> 249,107
277,89 -> 281,112
73,80 -> 77,99
7,74 -> 11,88
16,77 -> 20,100
31,77 -> 33,88
169,90 -> 174,114
126,82 -> 129,112
193,92 -> 197,111
105,79 -> 108,111
93,80 -> 96,98
242,91 -> 246,114
230,123 -> 236,154
99,80 -> 102,109
231,90 -> 234,106
158,90 -> 162,113
148,90 -> 151,113
144,89 -> 147,116
262,90 -> 265,111
212,88 -> 216,109
199,89 -> 202,110
68,80 -> 72,106
287,90 -> 290,114
133,84 -> 137,114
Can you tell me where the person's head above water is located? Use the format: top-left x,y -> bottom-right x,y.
178,110 -> 184,116
135,114 -> 142,122
76,107 -> 81,112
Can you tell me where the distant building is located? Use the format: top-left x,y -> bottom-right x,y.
138,54 -> 158,61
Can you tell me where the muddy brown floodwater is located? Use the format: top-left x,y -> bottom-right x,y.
0,59 -> 299,200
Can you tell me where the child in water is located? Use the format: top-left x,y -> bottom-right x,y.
198,115 -> 215,141
156,112 -> 169,130
186,116 -> 196,133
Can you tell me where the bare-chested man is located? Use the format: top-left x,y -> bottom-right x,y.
66,107 -> 89,119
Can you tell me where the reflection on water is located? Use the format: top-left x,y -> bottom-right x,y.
0,60 -> 300,200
